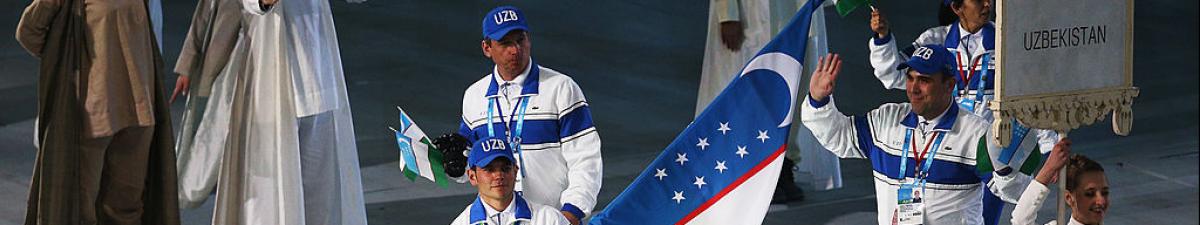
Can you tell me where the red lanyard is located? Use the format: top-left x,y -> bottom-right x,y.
911,132 -> 941,174
955,51 -> 984,86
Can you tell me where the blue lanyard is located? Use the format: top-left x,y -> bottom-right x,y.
899,128 -> 947,188
974,53 -> 990,103
956,52 -> 991,112
487,95 -> 530,178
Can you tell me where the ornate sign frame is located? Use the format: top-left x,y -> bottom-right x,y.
991,0 -> 1139,147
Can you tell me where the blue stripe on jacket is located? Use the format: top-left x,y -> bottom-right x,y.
855,115 -> 982,185
458,105 -> 596,146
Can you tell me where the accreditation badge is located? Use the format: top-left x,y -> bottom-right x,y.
895,183 -> 925,225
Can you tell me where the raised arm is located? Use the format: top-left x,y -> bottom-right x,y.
866,7 -> 908,90
1011,139 -> 1071,225
801,54 -> 872,159
867,9 -> 948,90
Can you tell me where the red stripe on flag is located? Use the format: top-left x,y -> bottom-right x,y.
676,143 -> 788,225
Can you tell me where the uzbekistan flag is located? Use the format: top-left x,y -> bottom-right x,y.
392,106 -> 451,187
589,0 -> 824,224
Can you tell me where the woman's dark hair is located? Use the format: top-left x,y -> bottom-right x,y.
938,0 -> 963,26
1065,154 -> 1105,192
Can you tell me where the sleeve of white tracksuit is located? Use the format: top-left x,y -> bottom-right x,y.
868,27 -> 947,90
868,33 -> 908,90
1010,180 -> 1053,225
556,79 -> 602,219
980,134 -> 1037,204
800,95 -> 868,159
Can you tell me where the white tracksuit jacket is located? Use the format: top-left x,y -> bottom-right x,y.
450,195 -> 570,225
868,22 -> 1060,159
458,62 -> 602,220
1010,181 -> 1087,225
801,96 -> 1031,225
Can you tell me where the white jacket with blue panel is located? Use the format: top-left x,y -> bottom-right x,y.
801,95 -> 1032,225
458,62 -> 602,220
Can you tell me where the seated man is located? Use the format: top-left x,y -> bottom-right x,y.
452,137 -> 570,225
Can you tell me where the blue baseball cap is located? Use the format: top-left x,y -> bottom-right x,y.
482,6 -> 530,40
468,137 -> 516,168
898,44 -> 953,77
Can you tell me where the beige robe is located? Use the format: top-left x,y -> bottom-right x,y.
17,0 -> 157,138
16,0 -> 180,224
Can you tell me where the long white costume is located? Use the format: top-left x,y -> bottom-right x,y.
173,0 -> 244,208
698,0 -> 842,190
175,0 -> 368,224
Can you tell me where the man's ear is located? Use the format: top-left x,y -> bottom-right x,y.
481,40 -> 492,58
467,168 -> 479,186
951,1 -> 964,14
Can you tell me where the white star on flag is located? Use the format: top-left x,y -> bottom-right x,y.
693,176 -> 707,189
736,145 -> 749,158
672,191 -> 686,204
756,130 -> 770,143
675,153 -> 689,165
655,168 -> 668,180
715,161 -> 728,173
717,122 -> 732,135
696,137 -> 710,150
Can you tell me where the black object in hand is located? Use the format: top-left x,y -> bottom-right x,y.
433,133 -> 469,177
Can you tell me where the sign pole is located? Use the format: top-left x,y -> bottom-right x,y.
1056,129 -> 1069,224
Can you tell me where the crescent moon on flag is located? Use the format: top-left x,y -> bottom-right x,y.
739,52 -> 802,128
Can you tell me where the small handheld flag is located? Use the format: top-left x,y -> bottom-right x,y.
835,0 -> 871,17
392,106 -> 451,187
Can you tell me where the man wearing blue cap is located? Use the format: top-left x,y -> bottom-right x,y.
800,45 -> 1032,224
451,138 -> 571,225
871,2 -> 1059,224
432,5 -> 602,225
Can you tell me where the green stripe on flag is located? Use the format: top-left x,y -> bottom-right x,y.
402,167 -> 418,181
422,137 -> 451,188
835,0 -> 871,17
1019,146 -> 1043,175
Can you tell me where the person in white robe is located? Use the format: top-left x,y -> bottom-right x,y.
697,0 -> 843,199
171,0 -> 368,224
170,0 -> 245,209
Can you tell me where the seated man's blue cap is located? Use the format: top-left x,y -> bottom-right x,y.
898,44 -> 953,77
482,6 -> 530,40
468,137 -> 516,168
